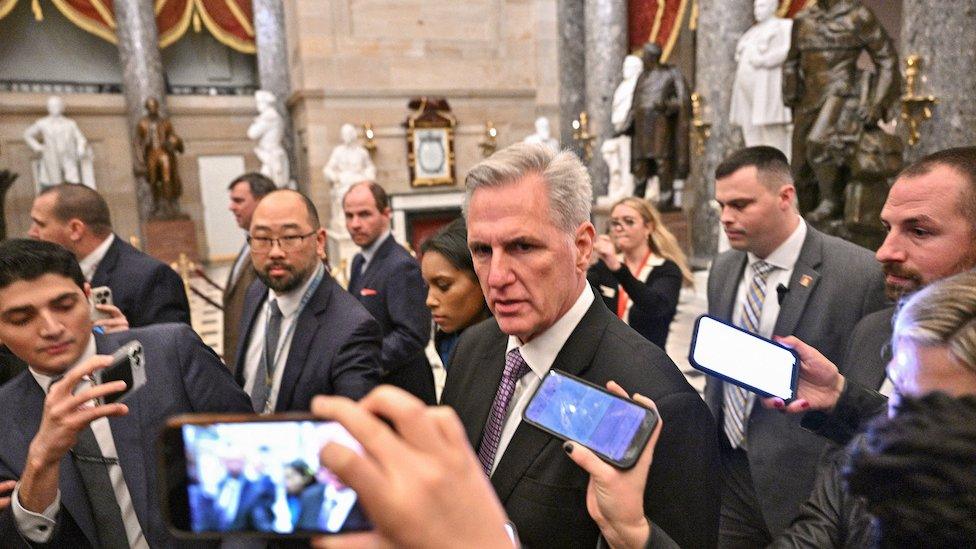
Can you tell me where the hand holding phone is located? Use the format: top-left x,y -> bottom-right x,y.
89,286 -> 113,321
523,370 -> 659,469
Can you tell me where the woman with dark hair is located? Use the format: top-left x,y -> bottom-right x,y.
587,197 -> 693,349
282,459 -> 315,527
420,218 -> 490,372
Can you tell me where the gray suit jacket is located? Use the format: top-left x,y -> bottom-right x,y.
704,225 -> 887,535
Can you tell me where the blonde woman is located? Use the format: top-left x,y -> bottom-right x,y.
587,197 -> 693,348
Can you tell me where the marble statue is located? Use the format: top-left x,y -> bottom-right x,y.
136,97 -> 185,219
730,0 -> 793,158
324,123 -> 376,232
248,90 -> 290,188
600,55 -> 644,205
624,42 -> 691,210
23,96 -> 94,189
784,0 -> 899,224
0,170 -> 17,242
523,117 -> 559,151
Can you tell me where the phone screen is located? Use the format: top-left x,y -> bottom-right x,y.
524,370 -> 655,464
689,315 -> 798,400
173,419 -> 369,536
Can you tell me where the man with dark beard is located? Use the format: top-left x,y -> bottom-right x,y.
234,190 -> 382,412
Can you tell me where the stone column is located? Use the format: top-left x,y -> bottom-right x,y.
253,0 -> 297,188
558,0 -> 586,155
688,0 -> 752,265
900,1 -> 976,161
114,0 -> 167,226
584,0 -> 627,197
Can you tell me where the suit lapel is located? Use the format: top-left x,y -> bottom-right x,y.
358,235 -> 395,291
491,296 -> 608,503
454,330 -> 509,447
90,236 -> 121,288
274,278 -> 332,412
716,253 -> 747,321
234,281 -> 267,383
773,229 -> 823,337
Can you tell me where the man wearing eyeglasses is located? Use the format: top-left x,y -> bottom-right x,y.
234,190 -> 382,412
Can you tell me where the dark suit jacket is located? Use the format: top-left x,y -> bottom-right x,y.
0,345 -> 26,387
222,245 -> 258,368
0,323 -> 252,548
348,235 -> 435,404
704,225 -> 887,535
234,272 -> 382,408
90,235 -> 191,327
587,258 -> 682,349
294,483 -> 369,533
219,475 -> 276,532
441,291 -> 721,549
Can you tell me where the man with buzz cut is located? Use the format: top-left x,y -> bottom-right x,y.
706,145 -> 887,546
28,183 -> 189,327
0,238 -> 251,548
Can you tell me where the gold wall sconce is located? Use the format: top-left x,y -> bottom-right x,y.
900,54 -> 937,146
572,112 -> 595,163
479,120 -> 498,157
691,92 -> 711,156
362,122 -> 377,154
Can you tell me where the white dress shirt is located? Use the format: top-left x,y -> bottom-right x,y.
357,230 -> 391,275
227,242 -> 251,288
490,285 -> 594,475
242,263 -> 324,413
78,233 -> 115,282
12,336 -> 149,548
724,218 -> 806,431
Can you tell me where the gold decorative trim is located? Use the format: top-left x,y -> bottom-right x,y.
89,0 -> 116,29
0,0 -> 19,22
193,0 -> 255,54
158,0 -> 194,49
223,0 -> 254,38
50,0 -> 118,44
661,0 -> 689,63
688,0 -> 698,31
649,0 -> 666,44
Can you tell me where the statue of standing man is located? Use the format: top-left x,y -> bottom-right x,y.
248,90 -> 290,188
323,123 -> 376,233
600,54 -> 644,204
136,97 -> 185,219
730,0 -> 793,158
623,42 -> 691,210
783,0 -> 898,223
23,96 -> 93,190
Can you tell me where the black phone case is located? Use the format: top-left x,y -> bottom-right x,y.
687,314 -> 800,400
521,369 -> 658,469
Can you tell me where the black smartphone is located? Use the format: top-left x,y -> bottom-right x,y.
98,340 -> 146,404
159,413 -> 371,539
523,370 -> 659,469
688,314 -> 799,400
90,286 -> 113,321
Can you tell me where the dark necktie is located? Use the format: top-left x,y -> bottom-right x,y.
71,426 -> 130,549
348,253 -> 365,293
723,260 -> 776,449
251,299 -> 283,413
477,348 -> 531,476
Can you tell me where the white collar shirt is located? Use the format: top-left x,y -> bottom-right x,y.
490,285 -> 594,475
358,230 -> 391,274
242,263 -> 324,413
78,233 -> 115,282
12,335 -> 149,548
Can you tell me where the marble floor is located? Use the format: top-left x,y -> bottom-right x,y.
193,265 -> 711,393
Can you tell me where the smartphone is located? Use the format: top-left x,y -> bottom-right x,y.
98,340 -> 146,404
523,370 -> 659,469
688,314 -> 799,400
90,286 -> 113,321
160,414 -> 370,538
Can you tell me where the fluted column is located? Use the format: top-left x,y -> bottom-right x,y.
688,0 -> 752,265
900,1 -> 976,161
114,0 -> 167,225
558,0 -> 586,155
583,0 -> 628,197
253,0 -> 297,188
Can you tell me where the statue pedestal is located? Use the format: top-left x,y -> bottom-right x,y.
145,217 -> 200,265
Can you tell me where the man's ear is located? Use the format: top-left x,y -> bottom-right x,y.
315,227 -> 328,259
779,184 -> 798,211
83,281 -> 92,300
575,222 -> 596,271
67,219 -> 86,242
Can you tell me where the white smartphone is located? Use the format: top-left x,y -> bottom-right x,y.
90,286 -> 114,321
689,314 -> 799,400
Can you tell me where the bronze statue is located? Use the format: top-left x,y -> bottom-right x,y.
0,169 -> 18,241
136,97 -> 185,219
783,0 -> 899,227
622,42 -> 691,211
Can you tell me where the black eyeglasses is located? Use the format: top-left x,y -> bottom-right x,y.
247,232 -> 316,252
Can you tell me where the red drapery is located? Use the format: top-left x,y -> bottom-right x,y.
777,0 -> 814,18
0,0 -> 254,53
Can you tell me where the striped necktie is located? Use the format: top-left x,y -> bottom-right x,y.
723,260 -> 776,449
